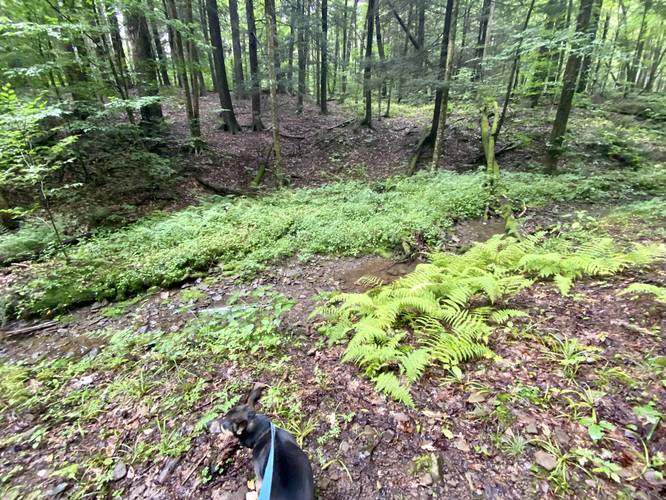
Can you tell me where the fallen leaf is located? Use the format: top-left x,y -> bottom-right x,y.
454,436 -> 470,452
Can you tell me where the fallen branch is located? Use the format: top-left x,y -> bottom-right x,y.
611,320 -> 654,337
194,176 -> 252,197
469,141 -> 521,165
2,320 -> 58,337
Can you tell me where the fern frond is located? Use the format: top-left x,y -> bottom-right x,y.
373,372 -> 414,407
619,283 -> 666,304
553,274 -> 573,296
490,308 -> 528,325
401,348 -> 431,383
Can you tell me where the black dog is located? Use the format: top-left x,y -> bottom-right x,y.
218,384 -> 314,500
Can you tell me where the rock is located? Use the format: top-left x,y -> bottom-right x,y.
44,482 -> 69,497
419,472 -> 433,486
245,492 -> 258,500
138,325 -> 148,334
160,291 -> 170,299
467,392 -> 486,404
430,454 -> 441,483
212,487 -> 247,500
209,419 -> 222,434
111,462 -> 127,481
339,440 -> 351,455
156,457 -> 181,484
534,451 -> 557,471
381,429 -> 395,444
212,294 -> 223,302
85,347 -> 101,359
644,469 -> 666,486
453,437 -> 470,452
525,422 -> 538,434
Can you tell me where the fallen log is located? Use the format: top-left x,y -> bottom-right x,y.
2,320 -> 58,338
194,176 -> 252,197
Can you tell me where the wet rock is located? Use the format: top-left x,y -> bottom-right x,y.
111,461 -> 127,481
534,451 -> 557,471
44,482 -> 69,496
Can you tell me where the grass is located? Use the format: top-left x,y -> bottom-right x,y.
3,165 -> 665,318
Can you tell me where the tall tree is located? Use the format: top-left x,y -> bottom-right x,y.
627,0 -> 652,88
320,0 -> 328,113
360,0 -> 376,127
147,0 -> 171,86
126,5 -> 164,130
265,0 -> 286,183
206,0 -> 241,132
228,0 -> 246,98
577,0 -> 604,93
546,0 -> 595,171
495,0 -> 536,140
198,0 -> 217,92
165,0 -> 199,141
246,0 -> 265,129
473,0 -> 493,81
431,0 -> 458,169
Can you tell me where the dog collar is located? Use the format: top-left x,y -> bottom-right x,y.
258,423 -> 276,500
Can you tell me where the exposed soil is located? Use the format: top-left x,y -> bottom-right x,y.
1,211 -> 664,499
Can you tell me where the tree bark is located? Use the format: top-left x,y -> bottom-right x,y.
126,6 -> 164,129
360,0 -> 375,127
546,0 -> 595,172
198,0 -> 217,92
265,0 -> 286,183
147,0 -> 171,86
246,0 -> 265,129
576,0 -> 604,93
165,0 -> 200,141
320,0 -> 328,113
628,0 -> 651,88
473,0 -> 492,81
229,0 -> 247,98
431,0 -> 458,170
206,0 -> 241,132
297,0 -> 307,113
495,0 -> 536,140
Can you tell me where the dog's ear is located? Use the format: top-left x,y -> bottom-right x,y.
245,382 -> 268,409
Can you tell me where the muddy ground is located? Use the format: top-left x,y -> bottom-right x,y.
1,212 -> 664,499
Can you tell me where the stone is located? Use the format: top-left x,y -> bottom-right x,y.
467,392 -> 487,404
525,422 -> 538,434
111,461 -> 127,481
534,451 -> 557,471
453,437 -> 470,452
44,482 -> 69,497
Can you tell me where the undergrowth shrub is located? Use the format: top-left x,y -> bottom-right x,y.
313,233 -> 664,407
4,167 -> 665,317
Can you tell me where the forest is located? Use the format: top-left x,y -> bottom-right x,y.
0,0 -> 665,497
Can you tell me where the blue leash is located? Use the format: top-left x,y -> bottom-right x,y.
258,423 -> 276,500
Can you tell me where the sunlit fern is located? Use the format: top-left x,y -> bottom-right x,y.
312,234 -> 663,406
619,283 -> 666,304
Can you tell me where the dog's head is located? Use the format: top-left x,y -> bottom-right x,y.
219,383 -> 267,437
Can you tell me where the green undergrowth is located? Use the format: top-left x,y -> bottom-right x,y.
314,213 -> 665,407
3,166 -> 664,317
0,287 -> 295,498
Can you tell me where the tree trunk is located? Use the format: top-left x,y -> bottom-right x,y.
147,0 -> 171,86
431,0 -> 458,170
340,0 -> 354,102
246,0 -> 265,129
165,0 -> 200,141
229,0 -> 247,98
416,0 -> 426,66
198,0 -> 217,92
628,0 -> 651,88
265,0 -> 286,184
320,0 -> 328,113
183,0 -> 203,135
375,10 -> 386,98
576,0 -> 604,93
591,12 -> 610,92
360,0 -> 375,127
495,0 -> 536,140
473,0 -> 492,81
269,0 -> 286,94
206,0 -> 241,132
546,0 -> 595,172
126,7 -> 164,130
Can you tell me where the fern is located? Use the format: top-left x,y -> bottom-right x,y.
619,283 -> 666,304
316,232 -> 663,407
373,372 -> 414,408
